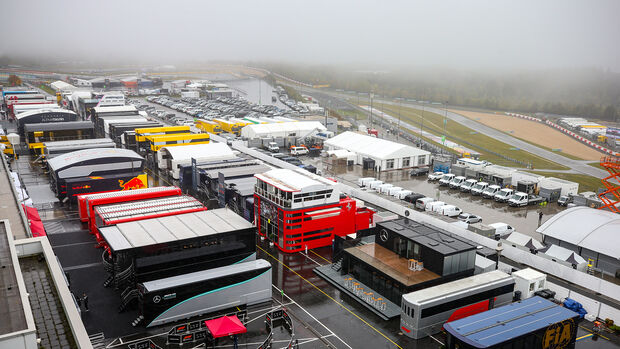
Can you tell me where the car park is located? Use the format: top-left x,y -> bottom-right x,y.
481,184 -> 501,199
440,205 -> 462,217
458,213 -> 482,224
438,173 -> 455,186
428,172 -> 445,181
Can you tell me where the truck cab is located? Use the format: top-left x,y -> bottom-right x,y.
449,176 -> 466,189
439,173 -> 455,186
494,188 -> 514,202
460,179 -> 478,192
470,182 -> 489,196
482,185 -> 501,199
508,192 -> 529,207
488,222 -> 515,239
266,142 -> 279,153
557,195 -> 573,206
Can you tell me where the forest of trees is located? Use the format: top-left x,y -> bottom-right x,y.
261,63 -> 620,122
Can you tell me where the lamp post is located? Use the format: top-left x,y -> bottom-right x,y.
369,92 -> 374,128
495,242 -> 504,270
397,97 -> 402,141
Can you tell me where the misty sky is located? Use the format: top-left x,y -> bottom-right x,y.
2,0 -> 619,70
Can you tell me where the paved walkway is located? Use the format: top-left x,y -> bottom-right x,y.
0,156 -> 28,239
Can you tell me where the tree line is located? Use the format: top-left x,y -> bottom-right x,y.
259,63 -> 620,122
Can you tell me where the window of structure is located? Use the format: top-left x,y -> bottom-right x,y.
386,159 -> 395,169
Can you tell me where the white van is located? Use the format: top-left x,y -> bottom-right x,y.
388,186 -> 403,196
427,201 -> 446,213
357,177 -> 375,187
489,223 -> 515,239
290,146 -> 309,156
460,179 -> 478,192
470,182 -> 489,196
378,183 -> 394,194
396,190 -> 413,199
440,205 -> 463,217
368,180 -> 384,190
449,176 -> 466,189
415,197 -> 434,210
482,185 -> 501,199
439,173 -> 455,186
494,188 -> 514,202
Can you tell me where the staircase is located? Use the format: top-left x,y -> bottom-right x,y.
598,156 -> 620,213
118,287 -> 139,313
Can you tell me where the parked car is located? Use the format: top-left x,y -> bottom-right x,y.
282,156 -> 302,166
470,182 -> 489,196
440,205 -> 463,217
428,171 -> 445,181
508,192 -> 545,207
410,167 -> 430,176
439,173 -> 455,186
416,197 -> 434,210
290,146 -> 309,156
458,213 -> 482,224
266,142 -> 279,153
368,180 -> 384,191
488,222 -> 515,239
396,190 -> 414,200
387,186 -> 403,196
449,176 -> 467,189
482,185 -> 502,199
403,193 -> 425,204
460,179 -> 478,192
494,188 -> 514,202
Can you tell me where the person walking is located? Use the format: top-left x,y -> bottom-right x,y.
538,211 -> 544,227
75,293 -> 82,309
82,293 -> 89,312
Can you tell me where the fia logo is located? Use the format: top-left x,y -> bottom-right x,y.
542,319 -> 574,349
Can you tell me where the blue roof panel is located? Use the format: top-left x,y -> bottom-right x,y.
444,297 -> 579,348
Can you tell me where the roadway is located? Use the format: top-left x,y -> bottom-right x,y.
288,84 -> 610,179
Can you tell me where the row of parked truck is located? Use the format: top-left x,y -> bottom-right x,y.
430,172 -> 545,207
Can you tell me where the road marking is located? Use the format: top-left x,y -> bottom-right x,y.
259,245 -> 403,349
429,334 -> 443,345
298,251 -> 324,266
63,262 -> 101,271
53,241 -> 95,249
310,249 -> 331,264
576,333 -> 593,341
579,325 -> 610,341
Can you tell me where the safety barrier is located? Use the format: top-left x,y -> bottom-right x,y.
343,277 -> 387,312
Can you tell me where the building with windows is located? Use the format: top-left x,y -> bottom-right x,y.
324,131 -> 430,171
254,168 -> 375,252
337,218 -> 477,306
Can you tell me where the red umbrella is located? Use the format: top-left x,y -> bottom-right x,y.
204,315 -> 247,339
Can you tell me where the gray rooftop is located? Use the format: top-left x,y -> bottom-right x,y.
24,121 -> 93,133
99,208 -> 253,252
0,221 -> 27,335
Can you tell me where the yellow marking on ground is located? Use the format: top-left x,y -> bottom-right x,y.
257,245 -> 403,349
579,325 -> 610,340
576,333 -> 593,340
310,250 -> 331,264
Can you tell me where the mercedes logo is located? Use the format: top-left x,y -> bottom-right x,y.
153,295 -> 161,304
379,229 -> 389,242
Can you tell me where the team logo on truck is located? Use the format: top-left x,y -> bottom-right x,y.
119,174 -> 148,191
542,319 -> 575,349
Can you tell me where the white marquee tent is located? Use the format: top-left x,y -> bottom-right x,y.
240,121 -> 326,139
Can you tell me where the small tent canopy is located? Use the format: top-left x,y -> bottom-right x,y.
502,231 -> 545,251
204,315 -> 247,338
240,121 -> 326,139
540,245 -> 587,266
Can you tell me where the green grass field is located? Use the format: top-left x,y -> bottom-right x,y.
39,84 -> 56,95
587,161 -> 606,170
527,171 -> 603,193
332,108 -> 368,121
371,103 -> 569,170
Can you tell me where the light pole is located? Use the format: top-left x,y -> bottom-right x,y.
397,97 -> 402,141
369,92 -> 374,128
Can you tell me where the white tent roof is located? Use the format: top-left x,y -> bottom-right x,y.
541,245 -> 587,265
537,206 -> 620,259
15,108 -> 76,120
324,131 -> 429,160
50,81 -> 76,92
240,121 -> 326,139
327,149 -> 356,159
255,168 -> 336,193
158,142 -> 235,162
503,231 -> 545,250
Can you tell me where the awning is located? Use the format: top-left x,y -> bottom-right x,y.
30,220 -> 46,237
22,204 -> 41,221
204,315 -> 247,338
